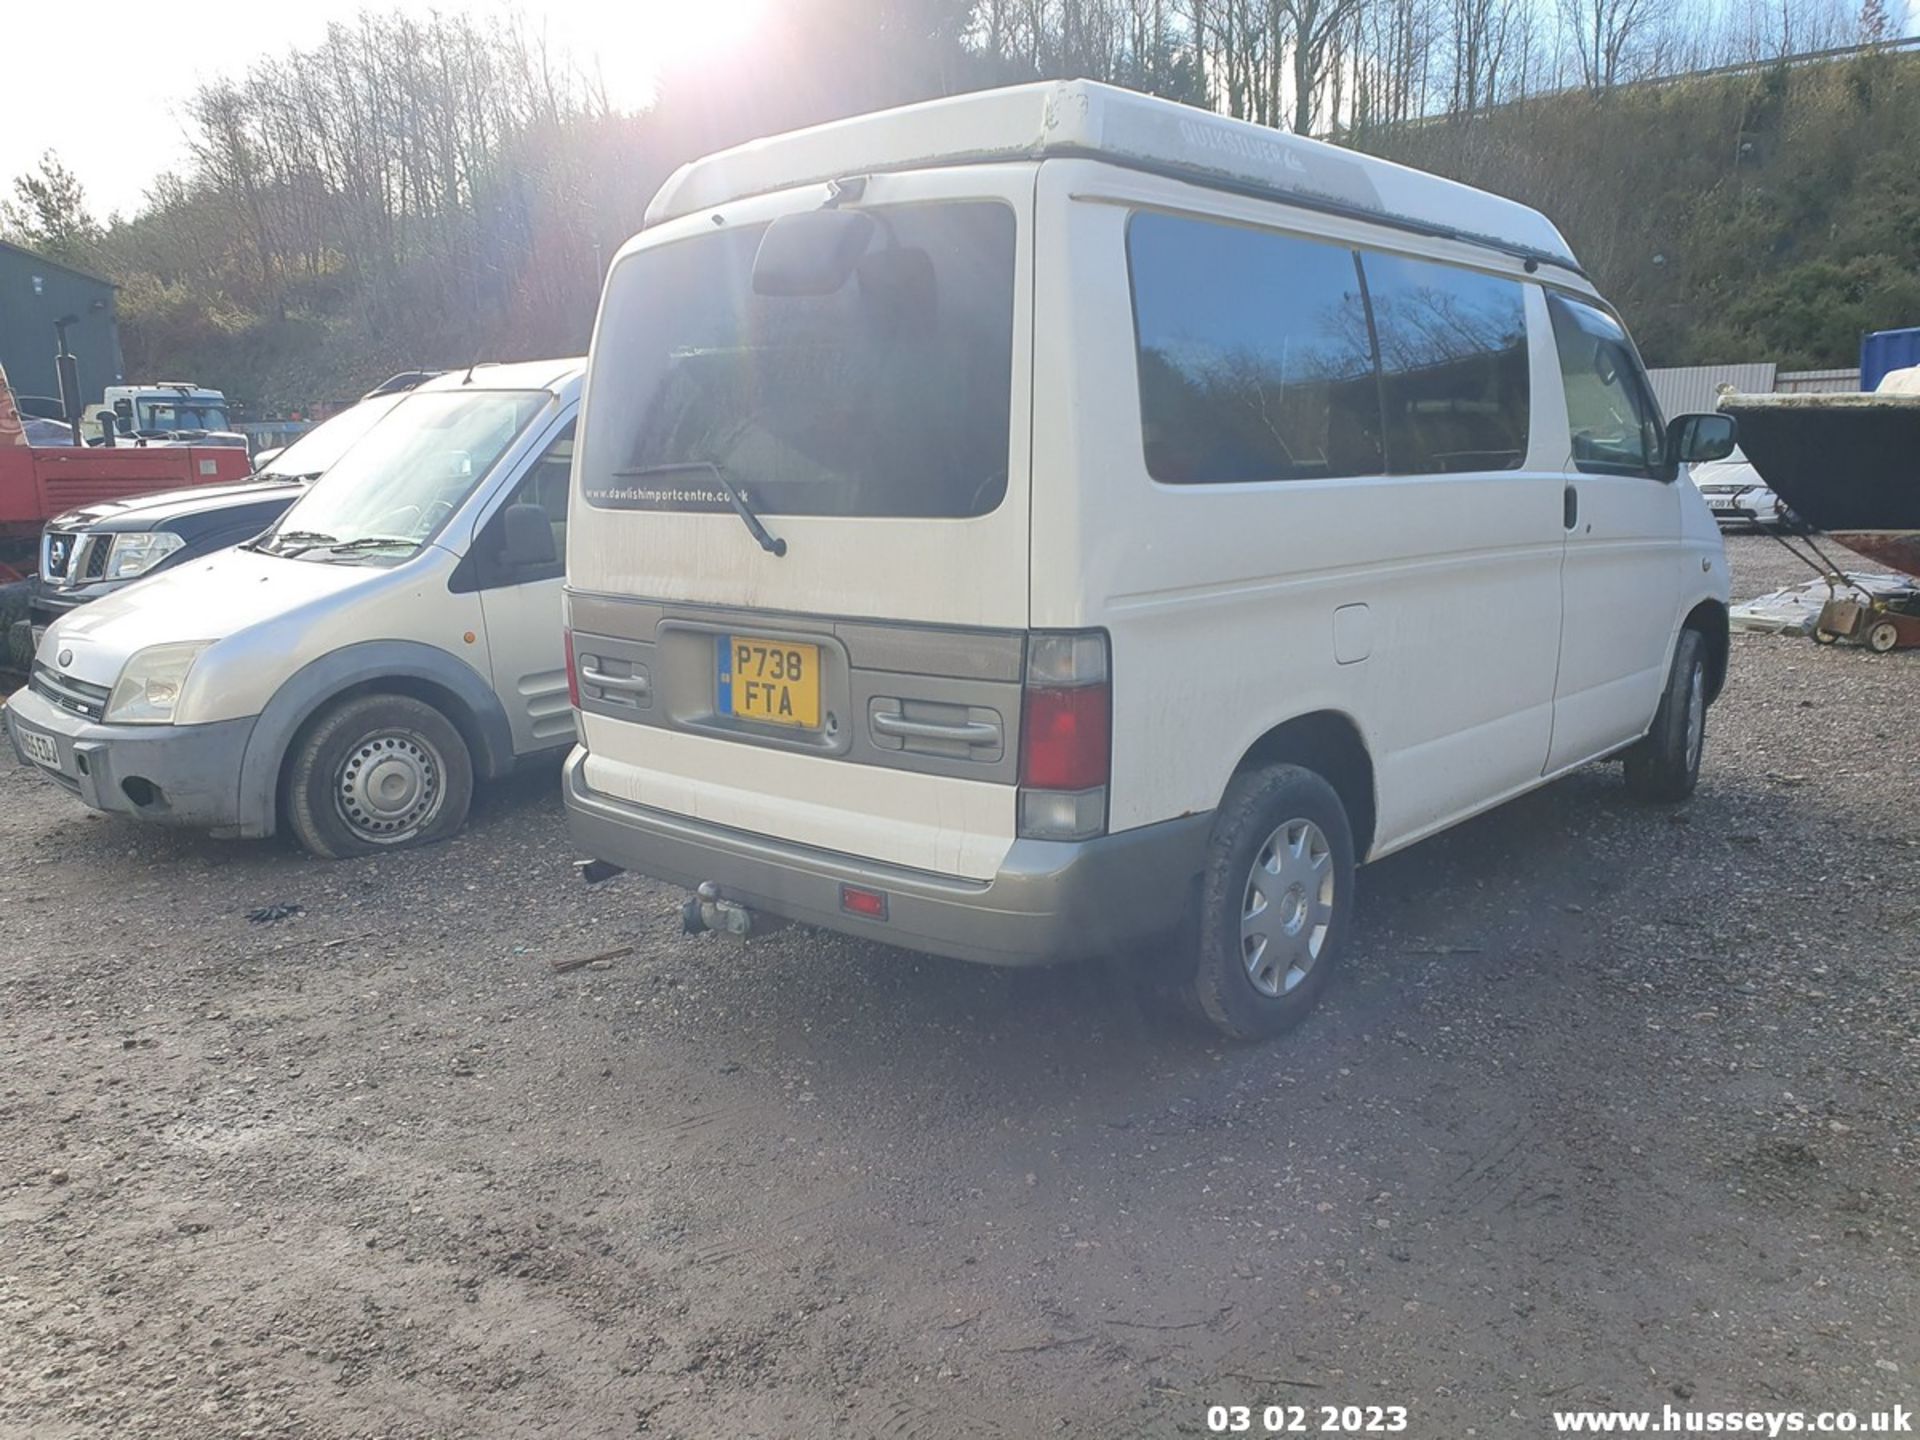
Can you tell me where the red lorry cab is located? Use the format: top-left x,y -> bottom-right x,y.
0,363 -> 252,581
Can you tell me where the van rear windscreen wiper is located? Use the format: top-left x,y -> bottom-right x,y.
612,461 -> 788,557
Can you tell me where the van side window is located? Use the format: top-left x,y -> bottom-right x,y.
1362,252 -> 1529,474
1547,293 -> 1665,477
479,420 -> 573,585
1128,211 -> 1382,483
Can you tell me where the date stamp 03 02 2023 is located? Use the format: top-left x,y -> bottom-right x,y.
1207,1404 -> 1412,1435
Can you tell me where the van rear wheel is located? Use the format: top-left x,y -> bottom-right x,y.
285,694 -> 474,859
1185,764 -> 1355,1042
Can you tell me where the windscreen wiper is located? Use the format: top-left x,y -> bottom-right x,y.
326,535 -> 421,554
248,528 -> 336,556
613,461 -> 787,558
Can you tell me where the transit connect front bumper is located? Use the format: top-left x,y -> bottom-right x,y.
5,684 -> 257,831
562,747 -> 1210,966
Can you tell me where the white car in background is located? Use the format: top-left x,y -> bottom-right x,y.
1690,446 -> 1787,527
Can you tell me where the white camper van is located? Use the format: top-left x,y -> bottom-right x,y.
562,82 -> 1735,1039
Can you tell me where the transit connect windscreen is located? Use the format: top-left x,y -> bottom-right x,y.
584,201 -> 1016,519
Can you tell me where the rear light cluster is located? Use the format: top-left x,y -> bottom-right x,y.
1018,631 -> 1110,841
563,628 -> 582,709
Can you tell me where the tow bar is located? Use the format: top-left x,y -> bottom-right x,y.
681,881 -> 784,940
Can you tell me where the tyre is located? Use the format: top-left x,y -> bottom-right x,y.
1813,629 -> 1840,646
1184,764 -> 1356,1042
284,693 -> 474,859
1625,628 -> 1707,803
1867,620 -> 1900,654
1,580 -> 32,672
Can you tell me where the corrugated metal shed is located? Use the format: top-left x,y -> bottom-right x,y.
1776,368 -> 1861,393
1646,363 -> 1776,415
0,238 -> 123,408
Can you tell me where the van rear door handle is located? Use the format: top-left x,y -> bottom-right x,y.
581,665 -> 649,697
870,713 -> 1000,746
1563,483 -> 1579,530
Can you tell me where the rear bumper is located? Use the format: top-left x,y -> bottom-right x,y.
5,684 -> 257,830
562,747 -> 1210,966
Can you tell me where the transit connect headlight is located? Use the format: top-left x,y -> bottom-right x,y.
105,531 -> 186,580
106,641 -> 214,725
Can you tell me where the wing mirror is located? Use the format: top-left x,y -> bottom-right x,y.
501,502 -> 556,568
1667,413 -> 1738,469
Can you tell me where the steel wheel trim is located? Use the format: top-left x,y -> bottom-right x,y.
1684,661 -> 1706,773
335,730 -> 446,844
1241,818 -> 1335,998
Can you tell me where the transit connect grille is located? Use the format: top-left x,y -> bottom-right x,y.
41,531 -> 79,581
29,663 -> 110,721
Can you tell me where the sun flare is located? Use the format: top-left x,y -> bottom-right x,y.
663,0 -> 769,64
544,0 -> 770,107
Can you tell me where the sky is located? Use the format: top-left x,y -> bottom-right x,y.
5,0 -> 1916,220
0,0 -> 770,221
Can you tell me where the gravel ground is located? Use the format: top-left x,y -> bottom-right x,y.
2,534 -> 1915,1440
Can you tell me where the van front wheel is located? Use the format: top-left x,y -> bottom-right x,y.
285,694 -> 474,859
1624,628 -> 1707,803
1186,764 -> 1355,1042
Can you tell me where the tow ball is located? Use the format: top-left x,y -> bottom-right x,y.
681,881 -> 783,940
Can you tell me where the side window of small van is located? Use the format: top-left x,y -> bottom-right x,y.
1128,211 -> 1382,483
1361,252 -> 1530,473
474,420 -> 574,587
1127,211 -> 1532,483
1547,293 -> 1665,477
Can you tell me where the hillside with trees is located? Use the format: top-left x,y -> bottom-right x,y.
4,0 -> 1917,413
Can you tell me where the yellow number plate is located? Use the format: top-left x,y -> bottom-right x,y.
718,636 -> 821,729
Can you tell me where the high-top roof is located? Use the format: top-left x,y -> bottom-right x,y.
645,80 -> 1579,272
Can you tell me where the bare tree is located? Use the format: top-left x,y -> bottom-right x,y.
1558,0 -> 1658,90
1281,0 -> 1370,129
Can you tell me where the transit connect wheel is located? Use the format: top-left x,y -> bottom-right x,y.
1625,628 -> 1707,803
1186,764 -> 1355,1042
285,694 -> 474,859
1867,620 -> 1900,654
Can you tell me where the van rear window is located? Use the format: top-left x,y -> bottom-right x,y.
582,201 -> 1015,519
1127,211 -> 1530,483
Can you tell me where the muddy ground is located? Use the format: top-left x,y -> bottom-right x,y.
2,535 -> 1915,1439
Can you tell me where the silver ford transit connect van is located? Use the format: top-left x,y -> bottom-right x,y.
9,360 -> 584,858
